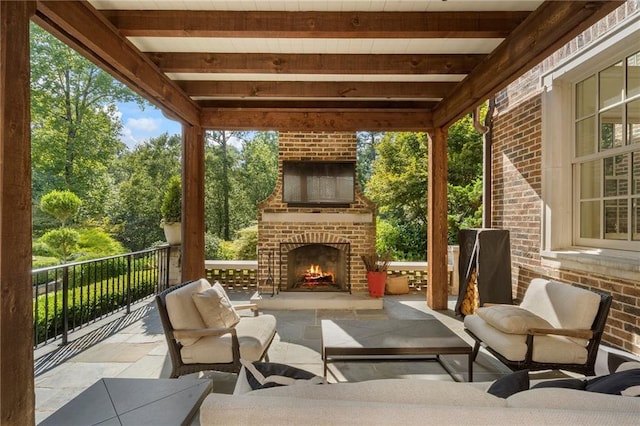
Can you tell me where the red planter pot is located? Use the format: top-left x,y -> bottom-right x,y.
366,271 -> 387,298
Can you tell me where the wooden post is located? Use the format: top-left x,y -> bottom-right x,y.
0,1 -> 36,424
181,124 -> 205,281
427,128 -> 449,310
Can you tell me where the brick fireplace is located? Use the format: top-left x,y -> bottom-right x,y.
257,131 -> 376,294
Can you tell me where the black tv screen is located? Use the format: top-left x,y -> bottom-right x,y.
283,161 -> 355,205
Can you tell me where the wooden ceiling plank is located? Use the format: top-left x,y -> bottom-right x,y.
103,10 -> 528,39
34,1 -> 200,126
196,100 -> 437,110
150,53 -> 484,75
178,80 -> 457,99
201,109 -> 433,131
433,0 -> 624,128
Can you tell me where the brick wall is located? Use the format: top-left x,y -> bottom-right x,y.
491,1 -> 640,356
257,131 -> 376,293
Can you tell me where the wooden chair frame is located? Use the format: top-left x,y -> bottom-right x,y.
466,292 -> 612,376
156,280 -> 274,378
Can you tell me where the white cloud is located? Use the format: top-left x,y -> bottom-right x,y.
126,117 -> 160,132
120,127 -> 139,148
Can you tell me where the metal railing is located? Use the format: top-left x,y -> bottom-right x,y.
32,246 -> 171,348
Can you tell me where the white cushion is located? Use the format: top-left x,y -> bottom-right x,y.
520,279 -> 600,345
165,279 -> 211,346
617,362 -> 640,372
180,314 -> 277,364
464,314 -> 587,364
476,305 -> 553,334
192,282 -> 241,329
507,388 -> 640,412
249,378 -> 507,408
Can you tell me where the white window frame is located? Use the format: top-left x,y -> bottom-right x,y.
540,17 -> 640,280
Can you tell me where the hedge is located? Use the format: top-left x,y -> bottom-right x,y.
33,270 -> 158,345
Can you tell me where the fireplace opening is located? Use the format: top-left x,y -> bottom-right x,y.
282,243 -> 350,292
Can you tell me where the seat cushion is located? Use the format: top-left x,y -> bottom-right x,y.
192,282 -> 241,329
181,314 -> 277,364
476,305 -> 553,334
520,279 -> 600,345
465,314 -> 588,364
165,279 -> 211,346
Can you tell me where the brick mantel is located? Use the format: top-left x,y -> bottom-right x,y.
257,131 -> 376,293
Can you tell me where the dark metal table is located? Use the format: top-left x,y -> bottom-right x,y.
321,319 -> 473,382
39,378 -> 212,426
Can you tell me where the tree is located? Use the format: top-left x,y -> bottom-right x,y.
109,133 -> 181,251
40,190 -> 82,226
30,24 -> 138,223
365,132 -> 428,260
40,228 -> 80,263
206,131 -> 245,240
446,109 -> 484,243
356,131 -> 383,192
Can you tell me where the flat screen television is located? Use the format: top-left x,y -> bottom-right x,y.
282,161 -> 355,206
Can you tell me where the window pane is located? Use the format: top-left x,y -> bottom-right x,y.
628,51 -> 640,99
604,154 -> 629,197
580,200 -> 600,238
576,75 -> 596,119
634,153 -> 640,195
580,160 -> 601,199
576,117 -> 596,156
634,199 -> 640,241
604,199 -> 628,240
599,61 -> 623,109
600,106 -> 623,150
629,99 -> 640,145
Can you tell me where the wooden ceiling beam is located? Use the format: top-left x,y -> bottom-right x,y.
433,0 -> 624,128
103,10 -> 528,39
179,80 -> 456,99
201,108 -> 432,131
150,53 -> 483,75
196,100 -> 437,110
33,1 -> 200,126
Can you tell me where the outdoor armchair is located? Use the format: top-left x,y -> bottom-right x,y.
156,278 -> 277,378
464,278 -> 612,376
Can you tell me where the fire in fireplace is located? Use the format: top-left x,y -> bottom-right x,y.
282,242 -> 350,292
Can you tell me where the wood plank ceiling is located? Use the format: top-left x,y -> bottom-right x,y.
33,1 -> 623,131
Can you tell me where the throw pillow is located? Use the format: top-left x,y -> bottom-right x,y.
191,282 -> 240,329
531,378 -> 587,391
585,368 -> 640,396
240,359 -> 328,390
486,370 -> 530,398
476,305 -> 553,335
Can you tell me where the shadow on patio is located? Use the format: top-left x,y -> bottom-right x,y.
33,293 -> 528,424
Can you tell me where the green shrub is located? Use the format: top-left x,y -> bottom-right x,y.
40,189 -> 82,226
161,175 -> 181,223
33,270 -> 158,344
231,225 -> 258,260
40,227 -> 80,262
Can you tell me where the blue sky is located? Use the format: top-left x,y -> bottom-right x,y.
116,101 -> 181,149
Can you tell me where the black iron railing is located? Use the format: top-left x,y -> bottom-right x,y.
32,246 -> 171,348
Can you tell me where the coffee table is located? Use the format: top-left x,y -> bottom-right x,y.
40,378 -> 212,426
321,319 -> 473,382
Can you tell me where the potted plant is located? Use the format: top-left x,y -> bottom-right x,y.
360,252 -> 391,298
161,175 -> 182,245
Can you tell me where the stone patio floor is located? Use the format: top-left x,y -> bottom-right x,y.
34,292 -> 609,424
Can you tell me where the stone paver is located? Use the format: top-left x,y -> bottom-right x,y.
35,293 -> 513,424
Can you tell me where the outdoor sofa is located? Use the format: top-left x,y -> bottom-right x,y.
199,361 -> 640,425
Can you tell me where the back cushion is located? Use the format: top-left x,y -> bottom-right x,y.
192,282 -> 241,329
165,278 -> 211,346
520,279 -> 601,345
